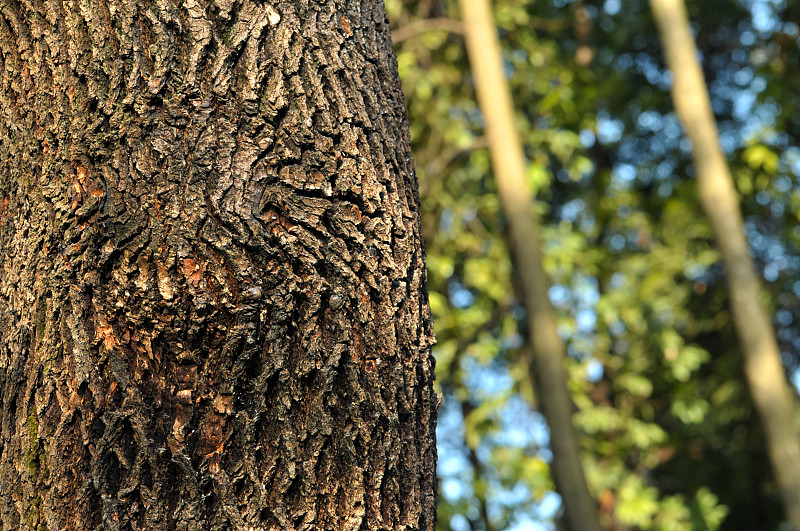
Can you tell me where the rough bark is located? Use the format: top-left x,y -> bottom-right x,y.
0,1 -> 437,529
650,0 -> 800,528
457,1 -> 604,530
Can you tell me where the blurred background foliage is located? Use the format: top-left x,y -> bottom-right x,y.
385,0 -> 800,529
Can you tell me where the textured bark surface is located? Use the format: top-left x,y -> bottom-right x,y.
0,1 -> 437,529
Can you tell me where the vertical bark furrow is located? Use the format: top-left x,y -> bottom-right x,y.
0,1 -> 436,530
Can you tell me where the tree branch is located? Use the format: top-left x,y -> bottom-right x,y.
391,17 -> 465,44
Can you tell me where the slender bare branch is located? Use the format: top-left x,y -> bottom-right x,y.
391,17 -> 465,44
651,0 -> 800,527
458,1 -> 604,529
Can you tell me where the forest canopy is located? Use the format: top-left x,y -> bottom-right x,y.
388,0 -> 800,529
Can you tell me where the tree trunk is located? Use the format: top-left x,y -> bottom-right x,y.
457,1 -> 603,530
0,1 -> 437,529
650,0 -> 800,528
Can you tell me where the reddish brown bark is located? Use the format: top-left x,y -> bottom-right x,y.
0,1 -> 437,529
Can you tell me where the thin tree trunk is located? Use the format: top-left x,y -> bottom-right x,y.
457,1 -> 603,530
650,0 -> 800,527
0,1 -> 437,529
